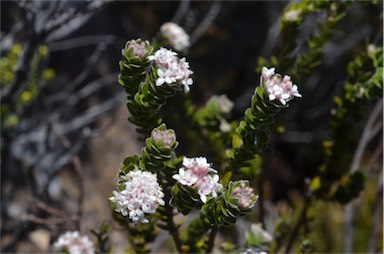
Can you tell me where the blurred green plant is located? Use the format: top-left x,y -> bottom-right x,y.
1,44 -> 55,130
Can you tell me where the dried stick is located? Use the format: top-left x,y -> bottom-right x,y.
344,100 -> 383,253
189,1 -> 222,46
171,0 -> 191,24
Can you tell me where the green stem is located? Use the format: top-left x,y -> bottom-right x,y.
284,197 -> 310,253
206,225 -> 218,254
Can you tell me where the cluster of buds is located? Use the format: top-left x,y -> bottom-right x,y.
173,157 -> 222,203
261,67 -> 302,105
53,231 -> 95,254
202,180 -> 258,225
160,22 -> 190,52
150,124 -> 177,149
148,48 -> 193,92
141,124 -> 179,172
110,170 -> 165,224
125,39 -> 152,59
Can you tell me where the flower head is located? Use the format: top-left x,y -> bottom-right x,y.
147,48 -> 193,93
125,39 -> 151,59
160,22 -> 190,52
110,170 -> 165,224
283,9 -> 301,22
230,180 -> 258,210
53,231 -> 95,254
260,66 -> 302,105
173,157 -> 222,203
151,125 -> 177,148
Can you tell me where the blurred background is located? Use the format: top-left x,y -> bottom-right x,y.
1,1 -> 382,253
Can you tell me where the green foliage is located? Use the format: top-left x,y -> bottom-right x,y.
313,45 -> 383,202
1,44 -> 55,130
91,222 -> 112,253
109,2 -> 383,252
118,39 -> 154,97
227,83 -> 287,179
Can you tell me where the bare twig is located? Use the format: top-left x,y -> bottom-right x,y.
349,100 -> 383,174
25,214 -> 78,225
33,198 -> 66,217
344,100 -> 383,253
171,0 -> 191,24
66,43 -> 108,93
48,35 -> 115,51
206,225 -> 218,254
368,170 -> 383,253
55,93 -> 125,135
284,197 -> 310,253
189,1 -> 222,46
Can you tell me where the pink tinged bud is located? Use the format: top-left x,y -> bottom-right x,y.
151,128 -> 176,148
126,40 -> 150,58
231,182 -> 257,209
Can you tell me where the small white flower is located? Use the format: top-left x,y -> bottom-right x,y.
261,66 -> 302,105
173,168 -> 198,186
147,48 -> 193,93
262,67 -> 275,80
161,22 -> 190,51
219,119 -> 232,132
110,170 -> 165,224
250,223 -> 273,243
283,9 -> 301,22
174,157 -> 222,203
197,174 -> 223,203
53,231 -> 95,254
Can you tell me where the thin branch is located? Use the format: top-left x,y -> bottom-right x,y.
343,99 -> 383,253
349,100 -> 383,174
48,34 -> 115,51
189,1 -> 222,46
66,73 -> 118,106
25,214 -> 78,225
367,170 -> 383,253
206,225 -> 218,254
65,43 -> 108,93
55,93 -> 125,135
284,197 -> 310,253
33,198 -> 67,217
171,0 -> 191,24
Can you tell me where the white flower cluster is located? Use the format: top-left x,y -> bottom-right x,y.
147,48 -> 193,93
173,157 -> 223,203
53,231 -> 95,254
110,170 -> 165,224
261,67 -> 302,105
160,22 -> 190,52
